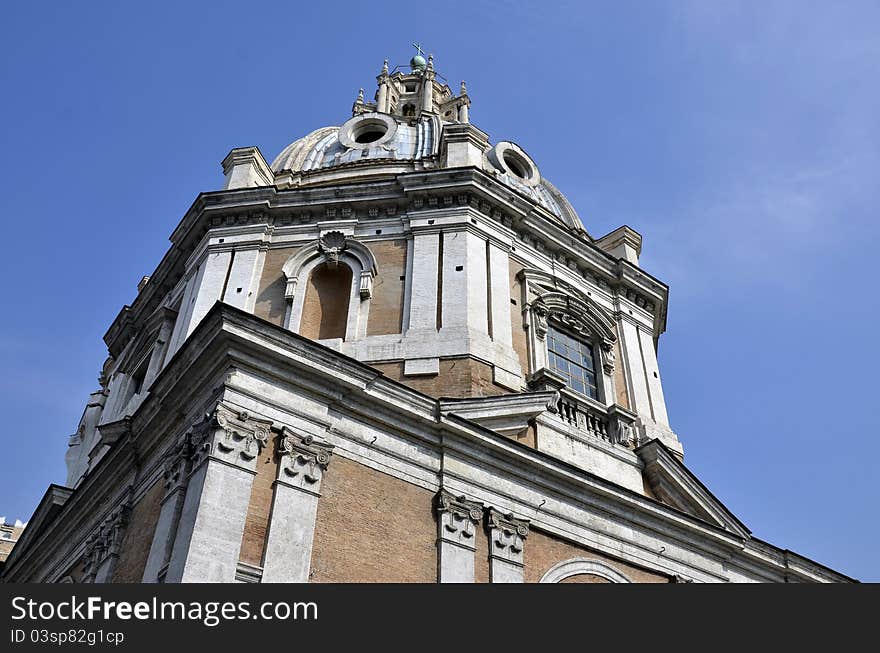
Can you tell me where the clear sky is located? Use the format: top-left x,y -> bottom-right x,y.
1,1 -> 877,581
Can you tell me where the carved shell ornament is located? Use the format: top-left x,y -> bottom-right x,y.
318,230 -> 348,264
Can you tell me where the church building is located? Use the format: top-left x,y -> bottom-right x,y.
1,50 -> 853,583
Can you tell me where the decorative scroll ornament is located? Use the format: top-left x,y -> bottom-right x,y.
190,403 -> 272,469
533,304 -> 549,340
614,419 -> 634,448
600,342 -> 616,375
487,509 -> 530,566
435,490 -> 484,547
318,230 -> 347,265
277,427 -> 334,492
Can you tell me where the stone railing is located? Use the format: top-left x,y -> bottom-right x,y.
529,369 -> 638,448
554,389 -> 638,448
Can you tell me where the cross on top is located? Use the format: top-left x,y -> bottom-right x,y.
412,42 -> 425,57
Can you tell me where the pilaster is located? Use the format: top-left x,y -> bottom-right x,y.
261,428 -> 334,583
407,232 -> 440,331
486,508 -> 529,583
182,249 -> 231,342
164,403 -> 272,583
435,490 -> 484,583
440,230 -> 488,335
142,436 -> 192,582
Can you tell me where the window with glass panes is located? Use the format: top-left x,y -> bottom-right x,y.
547,325 -> 599,399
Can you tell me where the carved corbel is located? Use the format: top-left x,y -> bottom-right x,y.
614,419 -> 634,448
284,276 -> 298,300
532,304 -> 549,340
601,340 -> 616,375
359,270 -> 373,299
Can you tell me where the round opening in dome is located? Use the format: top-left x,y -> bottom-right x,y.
354,129 -> 385,144
489,142 -> 541,187
339,113 -> 398,150
503,152 -> 529,179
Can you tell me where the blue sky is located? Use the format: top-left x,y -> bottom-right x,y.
2,1 -> 877,581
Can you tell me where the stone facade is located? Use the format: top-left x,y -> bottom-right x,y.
0,50 -> 854,584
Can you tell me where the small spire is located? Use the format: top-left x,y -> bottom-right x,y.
460,80 -> 467,95
381,59 -> 389,75
352,88 -> 365,116
427,53 -> 434,71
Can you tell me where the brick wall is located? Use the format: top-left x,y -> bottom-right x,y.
473,524 -> 489,583
612,337 -> 630,409
309,456 -> 437,582
367,239 -> 407,336
300,263 -> 352,340
254,247 -> 300,326
371,357 -> 509,399
113,480 -> 164,582
509,261 -> 529,377
239,435 -> 278,568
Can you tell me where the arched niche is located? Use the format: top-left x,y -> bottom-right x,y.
539,558 -> 633,584
282,231 -> 378,343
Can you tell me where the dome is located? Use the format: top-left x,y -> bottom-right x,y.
410,54 -> 427,71
271,113 -> 585,233
271,113 -> 439,173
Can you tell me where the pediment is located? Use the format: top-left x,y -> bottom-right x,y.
2,485 -> 72,573
636,440 -> 750,538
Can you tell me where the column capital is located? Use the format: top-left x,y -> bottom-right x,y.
82,501 -> 132,583
487,508 -> 530,568
435,490 -> 484,550
189,403 -> 273,472
162,435 -> 193,498
277,427 -> 334,493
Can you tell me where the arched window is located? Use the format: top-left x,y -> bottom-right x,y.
546,325 -> 600,400
300,262 -> 353,341
525,282 -> 617,403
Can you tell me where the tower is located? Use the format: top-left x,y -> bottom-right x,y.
1,49 -> 851,584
